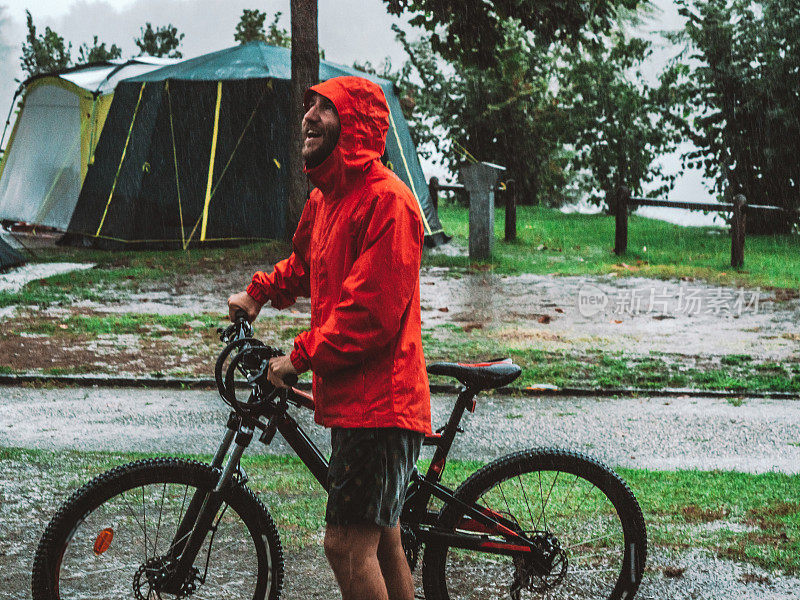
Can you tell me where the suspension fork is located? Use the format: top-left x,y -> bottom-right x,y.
160,413 -> 249,593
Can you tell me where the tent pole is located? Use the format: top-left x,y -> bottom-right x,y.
0,87 -> 22,150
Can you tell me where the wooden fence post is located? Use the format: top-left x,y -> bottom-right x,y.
428,177 -> 439,212
613,186 -> 630,255
731,194 -> 746,268
504,179 -> 517,242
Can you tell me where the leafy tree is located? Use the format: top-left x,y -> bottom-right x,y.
561,32 -> 680,205
77,36 -> 122,64
663,0 -> 800,233
234,9 -> 291,47
392,22 -> 571,206
389,12 -> 675,207
20,10 -> 71,78
134,22 -> 184,58
383,0 -> 641,68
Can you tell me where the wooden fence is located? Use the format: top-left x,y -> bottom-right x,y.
612,187 -> 785,268
428,177 -> 518,242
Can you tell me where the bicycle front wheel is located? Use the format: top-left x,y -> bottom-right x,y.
422,448 -> 646,600
32,458 -> 283,600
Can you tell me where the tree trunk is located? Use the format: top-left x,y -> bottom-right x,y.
287,0 -> 319,240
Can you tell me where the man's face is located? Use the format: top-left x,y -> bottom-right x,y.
302,93 -> 340,169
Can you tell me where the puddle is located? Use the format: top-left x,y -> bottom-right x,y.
419,269 -> 800,360
0,262 -> 94,293
0,262 -> 95,319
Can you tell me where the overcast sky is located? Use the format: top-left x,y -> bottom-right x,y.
0,1 -> 717,219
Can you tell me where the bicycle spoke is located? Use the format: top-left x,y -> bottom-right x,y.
60,563 -> 141,578
568,531 -> 617,551
120,488 -> 155,556
142,484 -> 148,562
517,473 -> 536,532
153,481 -> 167,553
533,470 -> 560,532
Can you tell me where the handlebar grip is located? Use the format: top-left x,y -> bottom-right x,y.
283,374 -> 299,387
234,308 -> 249,323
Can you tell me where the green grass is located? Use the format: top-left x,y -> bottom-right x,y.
0,266 -> 164,307
624,468 -> 800,573
426,203 -> 800,288
423,325 -> 800,392
32,241 -> 288,275
5,446 -> 798,572
15,313 -> 222,336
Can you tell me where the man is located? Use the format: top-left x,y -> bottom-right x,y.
227,75 -> 431,600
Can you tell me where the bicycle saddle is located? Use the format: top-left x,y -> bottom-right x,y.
427,358 -> 521,391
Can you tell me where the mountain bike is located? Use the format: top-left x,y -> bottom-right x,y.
32,316 -> 647,600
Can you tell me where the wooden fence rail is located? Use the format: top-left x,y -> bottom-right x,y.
612,187 -> 784,268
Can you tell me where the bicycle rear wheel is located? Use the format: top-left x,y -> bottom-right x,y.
32,458 -> 283,600
422,448 -> 646,600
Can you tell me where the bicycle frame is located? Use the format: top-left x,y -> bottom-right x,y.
162,383 -> 554,593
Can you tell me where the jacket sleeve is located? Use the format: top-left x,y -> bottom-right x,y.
291,191 -> 423,377
246,196 -> 314,309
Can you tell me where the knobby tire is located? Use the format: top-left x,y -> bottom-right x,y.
421,448 -> 646,600
32,458 -> 283,600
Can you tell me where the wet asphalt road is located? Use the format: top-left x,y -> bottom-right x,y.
1,385 -> 798,474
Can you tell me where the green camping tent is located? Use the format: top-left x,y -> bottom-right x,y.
0,58 -> 179,231
67,43 -> 448,249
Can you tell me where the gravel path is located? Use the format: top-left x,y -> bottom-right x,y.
1,385 -> 799,599
1,386 -> 798,473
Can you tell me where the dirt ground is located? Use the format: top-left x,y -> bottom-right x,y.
38,262 -> 800,358
91,262 -> 800,358
0,253 -> 797,380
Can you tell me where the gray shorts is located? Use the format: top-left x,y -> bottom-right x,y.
326,427 -> 423,528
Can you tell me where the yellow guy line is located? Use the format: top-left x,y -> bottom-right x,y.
95,82 -> 146,237
200,81 -> 223,241
165,81 -> 186,250
451,139 -> 479,164
86,232 -> 274,244
387,107 -> 434,235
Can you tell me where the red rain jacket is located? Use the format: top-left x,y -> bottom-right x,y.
246,76 -> 431,434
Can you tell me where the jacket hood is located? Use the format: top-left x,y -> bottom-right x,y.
303,76 -> 390,195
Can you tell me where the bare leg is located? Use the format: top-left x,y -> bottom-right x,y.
325,524 -> 388,600
377,524 -> 415,600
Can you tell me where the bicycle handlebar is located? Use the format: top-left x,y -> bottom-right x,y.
215,316 -> 301,413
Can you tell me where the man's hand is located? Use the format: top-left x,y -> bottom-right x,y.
267,355 -> 298,388
228,291 -> 262,323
